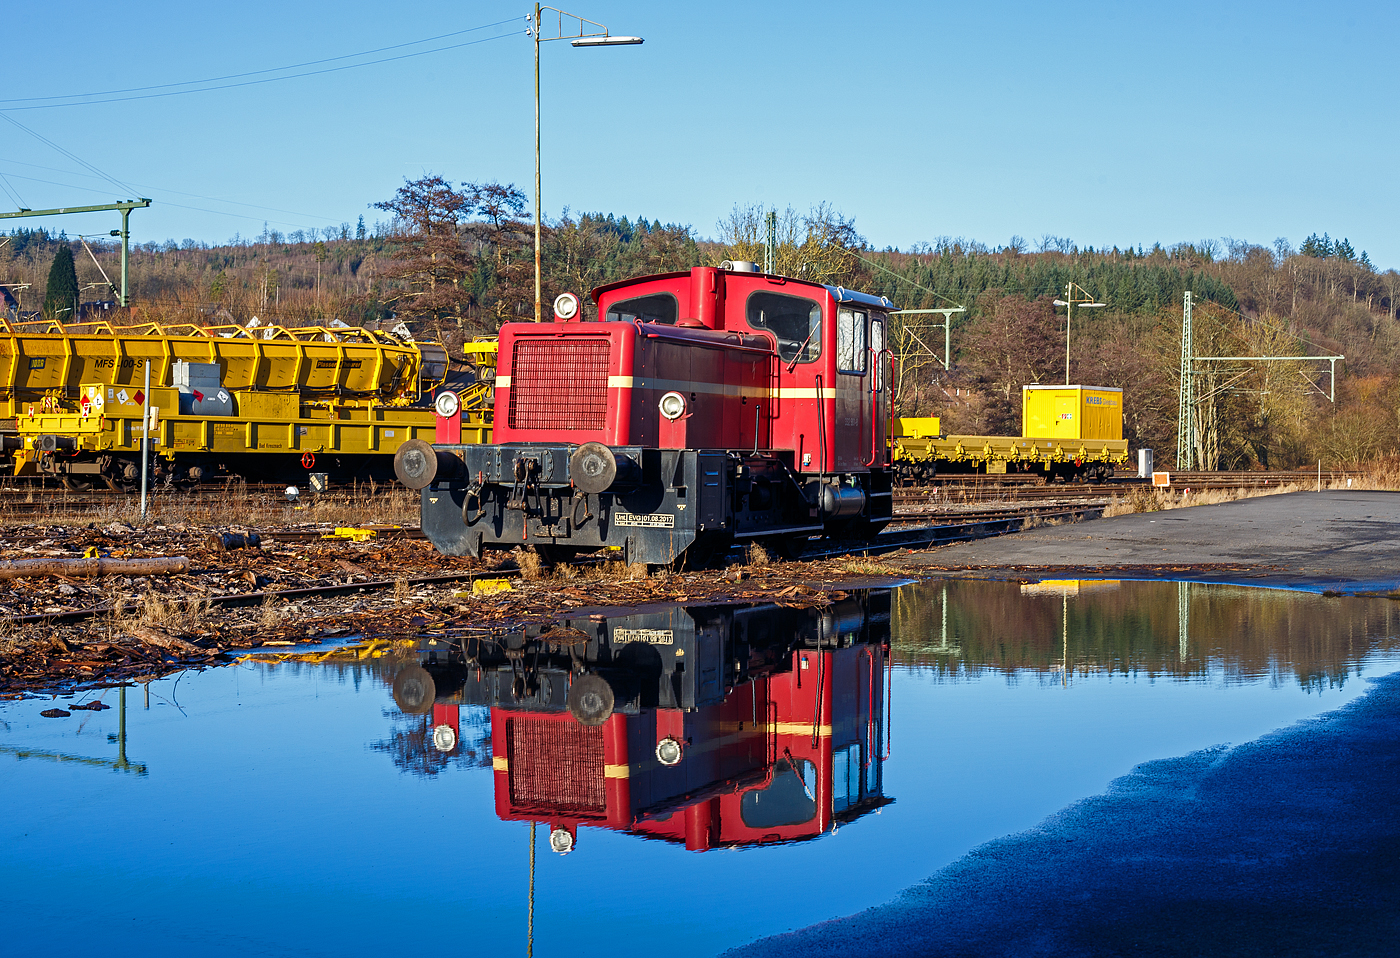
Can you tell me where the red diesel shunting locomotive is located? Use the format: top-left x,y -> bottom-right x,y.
395,262 -> 897,565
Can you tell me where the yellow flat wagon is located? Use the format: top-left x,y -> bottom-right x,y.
890,387 -> 1129,483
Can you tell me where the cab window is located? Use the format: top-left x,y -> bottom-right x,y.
747,292 -> 822,364
739,758 -> 818,828
606,293 -> 678,325
837,308 -> 866,374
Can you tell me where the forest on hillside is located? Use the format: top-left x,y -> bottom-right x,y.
2,175 -> 1397,471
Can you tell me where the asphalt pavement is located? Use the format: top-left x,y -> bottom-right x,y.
896,489 -> 1400,593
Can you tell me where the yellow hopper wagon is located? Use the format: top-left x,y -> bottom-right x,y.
7,319 -> 494,490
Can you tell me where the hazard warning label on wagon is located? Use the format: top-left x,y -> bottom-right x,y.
612,628 -> 674,645
614,511 -> 675,528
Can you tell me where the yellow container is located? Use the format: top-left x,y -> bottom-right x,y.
893,417 -> 941,439
1022,385 -> 1122,441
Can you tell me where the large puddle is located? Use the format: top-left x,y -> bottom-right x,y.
3,580 -> 1398,956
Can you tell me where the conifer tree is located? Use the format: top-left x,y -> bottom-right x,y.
43,245 -> 79,319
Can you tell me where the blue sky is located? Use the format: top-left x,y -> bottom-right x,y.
3,1 -> 1396,266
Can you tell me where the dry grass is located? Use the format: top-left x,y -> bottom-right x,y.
515,548 -> 545,581
1103,481 -> 1313,517
392,578 -> 412,601
258,594 -> 282,631
746,542 -> 772,567
1345,457 -> 1400,490
108,589 -> 211,635
836,558 -> 908,577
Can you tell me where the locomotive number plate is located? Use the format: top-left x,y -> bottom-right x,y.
613,628 -> 674,645
614,511 -> 674,528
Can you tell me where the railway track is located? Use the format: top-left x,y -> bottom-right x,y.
0,481 -> 396,517
805,502 -> 1108,560
1,495 -> 1111,628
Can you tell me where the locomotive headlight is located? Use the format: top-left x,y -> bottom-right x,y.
549,827 -> 575,855
434,389 -> 461,419
658,391 -> 687,421
553,292 -> 580,321
655,735 -> 684,766
432,724 -> 458,753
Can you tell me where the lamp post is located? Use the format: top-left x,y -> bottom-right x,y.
1052,282 -> 1106,384
529,5 -> 642,321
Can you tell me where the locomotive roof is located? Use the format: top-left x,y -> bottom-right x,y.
825,285 -> 897,310
589,270 -> 691,302
589,270 -> 896,310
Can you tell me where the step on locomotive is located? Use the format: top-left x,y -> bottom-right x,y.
397,263 -> 896,565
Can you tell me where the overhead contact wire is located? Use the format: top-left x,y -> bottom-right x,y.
0,18 -> 522,106
0,111 -> 136,196
0,31 -> 519,111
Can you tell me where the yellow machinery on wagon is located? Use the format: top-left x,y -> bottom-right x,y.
890,385 -> 1130,483
0,316 -> 444,412
5,318 -> 495,489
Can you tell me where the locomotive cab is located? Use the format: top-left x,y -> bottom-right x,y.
400,264 -> 897,565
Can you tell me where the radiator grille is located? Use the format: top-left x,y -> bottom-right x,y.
508,338 -> 611,431
507,717 -> 606,814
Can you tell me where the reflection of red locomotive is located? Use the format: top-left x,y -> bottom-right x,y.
393,593 -> 892,852
396,263 -> 897,565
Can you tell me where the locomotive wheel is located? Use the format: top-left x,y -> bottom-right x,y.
774,533 -> 809,561
534,544 -> 584,566
567,674 -> 615,726
392,665 -> 436,714
60,477 -> 93,493
671,533 -> 733,571
833,517 -> 888,541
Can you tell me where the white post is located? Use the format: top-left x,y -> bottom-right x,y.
1064,284 -> 1073,385
140,361 -> 150,519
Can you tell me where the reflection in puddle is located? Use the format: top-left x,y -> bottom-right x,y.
393,595 -> 891,852
2,581 -> 1398,957
898,579 -> 1399,689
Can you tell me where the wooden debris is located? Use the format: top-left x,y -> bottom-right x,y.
0,556 -> 190,579
127,627 -> 205,655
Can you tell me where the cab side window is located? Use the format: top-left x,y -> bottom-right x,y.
606,293 -> 678,325
837,308 -> 867,374
747,291 -> 822,364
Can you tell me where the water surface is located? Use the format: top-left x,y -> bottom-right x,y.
3,580 -> 1397,956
